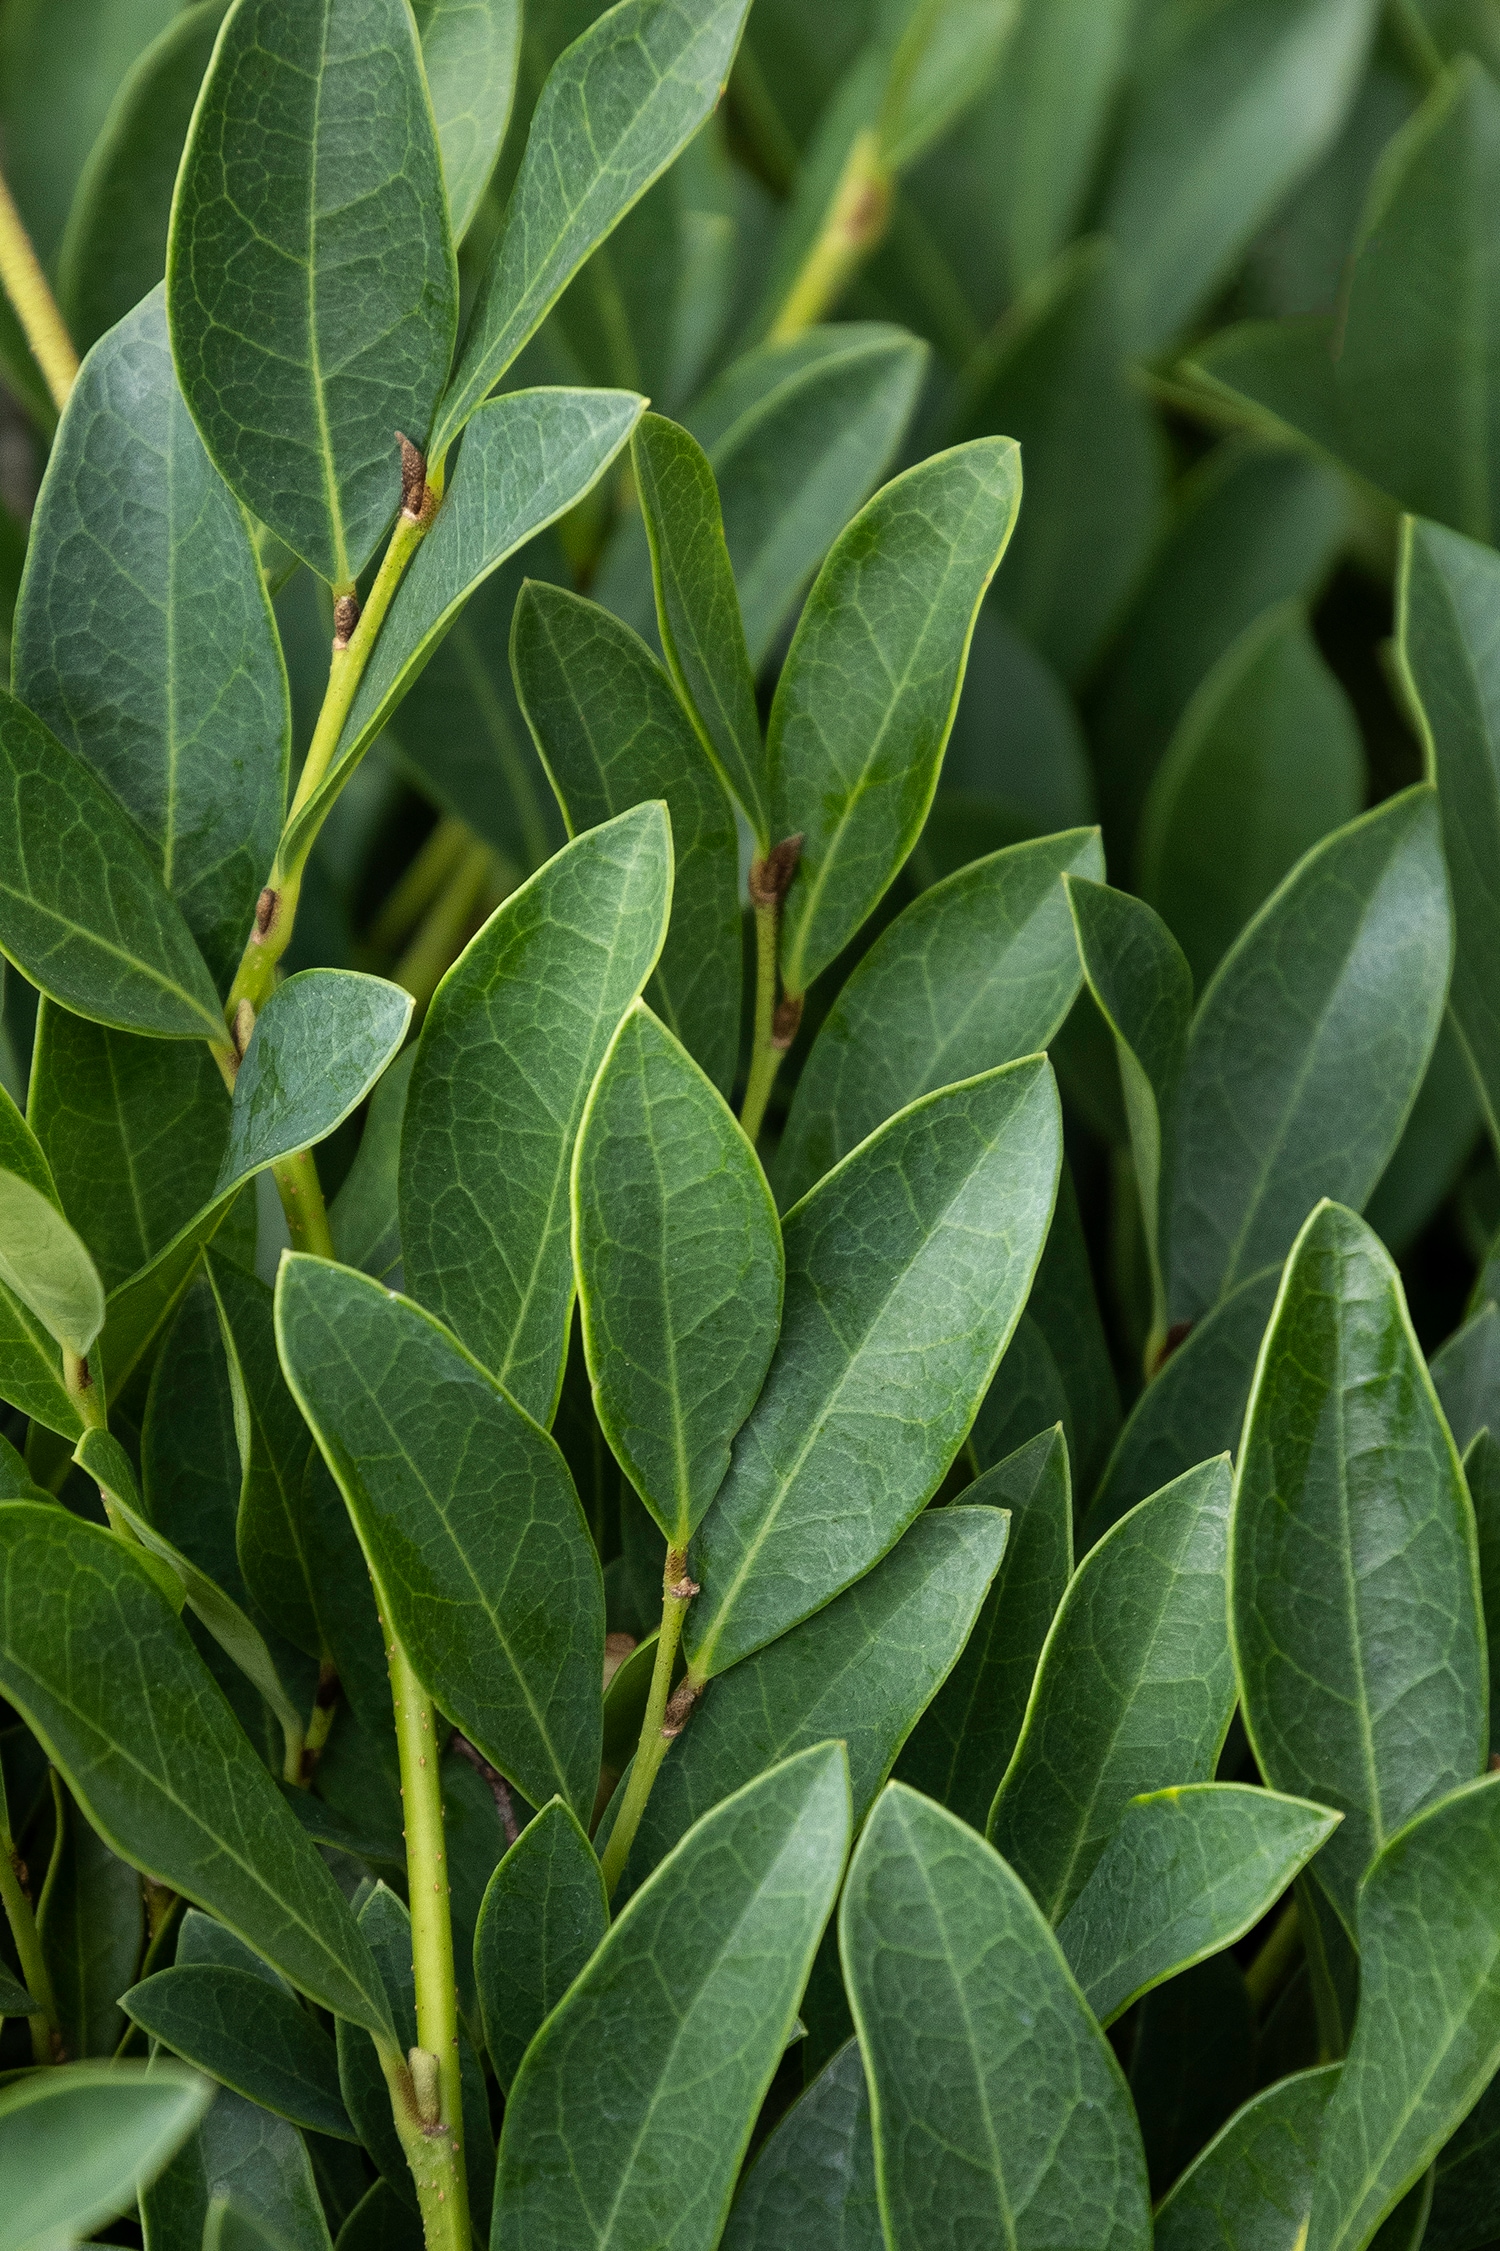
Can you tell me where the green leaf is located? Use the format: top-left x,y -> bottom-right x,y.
876,0 -> 1021,173
841,1782 -> 1151,2251
13,287 -> 289,991
330,1048 -> 414,1288
1434,1305 -> 1500,1455
275,1255 -> 604,1820
400,803 -> 670,1424
1307,1774 -> 1500,2251
0,688 -> 228,1047
610,1508 -> 1007,1899
0,1285 -> 79,1442
414,0 -> 521,242
0,2061 -> 212,2251
1232,1199 -> 1488,1932
1153,2063 -> 1338,2251
216,972 -> 412,1202
431,0 -> 755,458
990,1455 -> 1236,1923
0,1168 -> 104,1356
473,1796 -> 607,2093
0,1964 -> 36,2019
492,1742 -> 851,2251
633,411 -> 766,841
770,438 -> 1022,998
38,1779 -> 144,2059
140,2078 -> 334,2251
686,1055 -> 1061,1679
895,1428 -> 1073,1832
776,829 -> 1101,1208
288,388 -> 645,878
1429,2069 -> 1500,2251
720,2038 -> 879,2251
573,1002 -> 782,1545
0,1503 -> 392,2041
1138,601 -> 1366,991
167,0 -> 458,583
512,581 -> 742,1093
1057,1783 -> 1339,2028
122,1964 -> 354,2141
1167,787 -> 1451,1324
1464,1431 -> 1500,1755
56,5 -> 226,354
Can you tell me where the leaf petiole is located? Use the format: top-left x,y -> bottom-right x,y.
598,1549 -> 701,1901
0,1821 -> 60,2064
740,838 -> 803,1146
0,162 -> 77,414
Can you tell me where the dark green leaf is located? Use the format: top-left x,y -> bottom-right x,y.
1130,1954 -> 1256,2199
0,1503 -> 392,2040
720,2038 -> 878,2251
841,1782 -> 1151,2250
12,287 -> 288,988
38,1779 -> 144,2059
1153,2064 -> 1338,2251
122,1964 -> 353,2141
329,1049 -> 413,1287
492,1742 -> 851,2251
414,0 -> 521,241
1366,1017 -> 1483,1258
473,1796 -> 607,2093
276,1256 -> 604,1820
1463,1431 -> 1500,1752
1435,1304 -> 1500,1454
432,0 -> 754,456
770,438 -> 1022,997
687,1056 -> 1061,1679
1429,2069 -> 1500,2251
332,2180 -> 420,2251
776,829 -> 1101,1208
141,2079 -> 334,2251
1021,1169 -> 1122,1496
400,802 -> 670,1424
512,581 -> 741,1092
217,973 -> 411,1202
0,1166 -> 104,1357
895,1428 -> 1073,1831
0,2061 -> 212,2251
990,1455 -> 1236,1923
0,1964 -> 35,2019
168,0 -> 458,582
574,1002 -> 782,1544
1232,1200 -> 1488,1930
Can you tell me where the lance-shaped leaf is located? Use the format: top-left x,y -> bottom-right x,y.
633,411 -> 766,842
573,1003 -> 782,1545
0,1085 -> 80,1432
0,1503 -> 392,2040
39,1778 -> 144,2061
512,580 -> 741,1093
431,0 -> 754,458
0,1964 -> 36,2019
1167,787 -> 1451,1323
1308,1775 -> 1500,2251
473,1797 -> 607,2094
777,830 -> 1101,1208
841,1784 -> 1152,2251
415,0 -> 520,242
770,439 -> 1022,998
400,803 -> 670,1425
611,1508 -> 1007,1899
0,1167 -> 104,1357
1057,1784 -> 1339,2028
0,689 -> 228,1048
896,1429 -> 1073,1832
216,973 -> 412,1201
0,2062 -> 213,2251
329,1047 -> 412,1289
284,389 -> 645,878
1231,1200 -> 1488,1932
687,1055 -> 1061,1680
1434,1304 -> 1500,1455
12,287 -> 288,987
167,0 -> 457,583
1066,875 -> 1192,1345
1463,1430 -> 1500,1752
122,1965 -> 353,2141
990,1456 -> 1236,1924
1153,2065 -> 1338,2251
492,1743 -> 851,2251
141,2077 -> 337,2251
276,1256 -> 604,1820
722,2038 -> 878,2251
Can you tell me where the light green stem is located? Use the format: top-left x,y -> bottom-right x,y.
62,1347 -> 106,1436
393,836 -> 504,1019
0,1828 -> 59,2063
367,817 -> 473,957
271,1148 -> 336,1259
739,901 -> 784,1147
770,129 -> 892,340
599,1551 -> 696,1901
0,164 -> 77,413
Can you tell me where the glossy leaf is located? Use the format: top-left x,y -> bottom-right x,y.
167,0 -> 458,583
1434,1304 -> 1500,1455
432,0 -> 755,457
1167,788 -> 1451,1324
0,1167 -> 104,1356
574,1002 -> 782,1544
473,1796 -> 607,2093
414,0 -> 520,241
777,829 -> 1101,1207
0,2062 -> 212,2251
1232,1200 -> 1488,1930
687,1056 -> 1061,1679
771,438 -> 1022,997
0,1503 -> 392,2040
38,1779 -> 144,2059
12,287 -> 288,988
990,1455 -> 1236,1923
841,1782 -> 1151,2251
1153,2064 -> 1338,2251
216,972 -> 412,1202
492,1742 -> 851,2251
140,2077 -> 335,2251
512,581 -> 741,1093
400,803 -> 670,1423
329,1048 -> 413,1288
122,1964 -> 353,2140
276,1255 -> 604,1819
895,1429 -> 1073,1832
1463,1430 -> 1500,1752
721,2038 -> 879,2251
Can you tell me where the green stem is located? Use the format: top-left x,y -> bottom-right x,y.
769,129 -> 892,340
385,1633 -> 470,2251
367,817 -> 473,958
0,1827 -> 60,2063
598,1550 -> 697,1901
393,837 -> 505,1019
0,164 -> 77,413
271,1148 -> 336,1259
740,901 -> 784,1147
62,1347 -> 106,1435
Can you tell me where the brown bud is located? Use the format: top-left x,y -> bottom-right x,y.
661,1677 -> 701,1740
748,833 -> 803,909
232,997 -> 256,1058
397,431 -> 427,519
771,994 -> 803,1050
333,592 -> 361,649
668,1574 -> 701,1602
